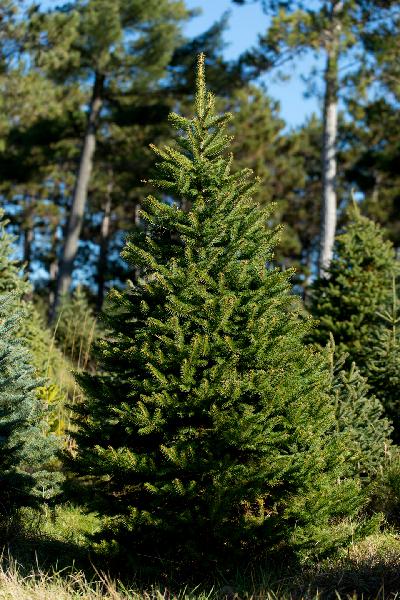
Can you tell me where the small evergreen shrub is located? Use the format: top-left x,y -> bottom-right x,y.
329,340 -> 392,480
0,293 -> 62,532
310,204 -> 398,369
370,452 -> 400,526
0,212 -> 74,436
0,212 -> 63,517
366,285 -> 400,440
71,55 -> 367,570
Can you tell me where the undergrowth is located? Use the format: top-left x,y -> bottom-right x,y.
2,504 -> 400,600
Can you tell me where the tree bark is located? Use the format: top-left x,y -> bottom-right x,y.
53,71 -> 105,314
22,193 -> 34,273
96,180 -> 113,311
319,1 -> 342,277
48,225 -> 59,319
23,227 -> 33,270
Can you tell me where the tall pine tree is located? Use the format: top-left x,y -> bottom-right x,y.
71,55 -> 365,570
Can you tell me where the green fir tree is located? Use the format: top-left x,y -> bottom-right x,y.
329,339 -> 392,480
0,211 -> 30,298
0,212 -> 74,436
310,203 -> 398,368
366,282 -> 400,440
0,294 -> 62,531
71,55 -> 366,569
0,214 -> 63,498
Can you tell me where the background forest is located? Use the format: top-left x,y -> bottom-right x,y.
0,0 -> 400,598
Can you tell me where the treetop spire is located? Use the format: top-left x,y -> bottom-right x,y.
195,52 -> 207,119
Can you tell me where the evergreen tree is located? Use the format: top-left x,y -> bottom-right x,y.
345,98 -> 400,247
30,0 -> 190,307
0,211 -> 29,298
233,0 -> 396,274
329,340 -> 392,480
366,284 -> 400,440
310,204 -> 398,368
0,212 -> 71,436
71,56 -> 365,569
0,293 -> 61,529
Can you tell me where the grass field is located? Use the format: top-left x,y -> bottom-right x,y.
3,505 -> 400,599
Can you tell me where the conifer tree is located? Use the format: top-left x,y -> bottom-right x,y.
366,284 -> 400,440
0,212 -> 72,398
329,340 -> 392,480
0,214 -> 64,489
71,55 -> 365,568
0,294 -> 61,529
0,211 -> 30,299
30,0 -> 190,308
233,0 -> 396,274
310,204 -> 398,369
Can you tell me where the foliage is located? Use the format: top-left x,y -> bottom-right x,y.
365,284 -> 400,440
0,212 -> 75,435
310,204 -> 398,369
370,452 -> 400,526
70,55 -> 367,570
0,213 -> 64,512
328,339 -> 392,480
345,99 -> 400,248
0,211 -> 30,298
227,85 -> 307,270
0,293 -> 62,531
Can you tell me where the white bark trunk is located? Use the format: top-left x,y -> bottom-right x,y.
319,80 -> 338,276
319,1 -> 342,277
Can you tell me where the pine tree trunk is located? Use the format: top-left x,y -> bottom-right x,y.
96,180 -> 112,311
319,1 -> 342,277
48,226 -> 59,320
23,227 -> 33,270
303,246 -> 314,305
53,71 -> 105,312
22,193 -> 34,273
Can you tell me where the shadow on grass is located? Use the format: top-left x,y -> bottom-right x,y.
2,515 -> 400,600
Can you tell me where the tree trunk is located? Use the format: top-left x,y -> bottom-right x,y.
23,227 -> 33,270
96,180 -> 113,311
48,225 -> 59,319
22,193 -> 34,273
319,1 -> 342,277
53,71 -> 105,314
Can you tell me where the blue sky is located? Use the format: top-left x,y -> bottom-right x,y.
184,0 -> 321,127
38,0 -> 321,128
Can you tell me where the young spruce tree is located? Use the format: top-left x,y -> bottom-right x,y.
329,339 -> 392,480
0,214 -> 63,503
72,55 -> 365,568
310,204 -> 398,369
366,283 -> 400,440
0,293 -> 58,529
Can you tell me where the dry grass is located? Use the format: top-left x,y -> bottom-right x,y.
2,531 -> 400,599
0,564 -> 213,600
0,563 -> 399,600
